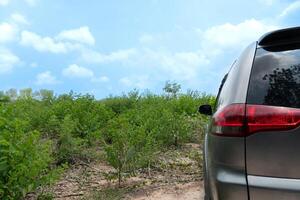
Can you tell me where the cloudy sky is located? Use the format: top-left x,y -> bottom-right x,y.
0,0 -> 299,98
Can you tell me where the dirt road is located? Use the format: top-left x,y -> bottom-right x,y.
127,181 -> 204,200
27,144 -> 204,200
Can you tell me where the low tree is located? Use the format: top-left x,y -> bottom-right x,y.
102,114 -> 156,186
163,81 -> 181,98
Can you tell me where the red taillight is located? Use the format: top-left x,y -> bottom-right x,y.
212,104 -> 246,136
247,105 -> 300,134
211,104 -> 300,137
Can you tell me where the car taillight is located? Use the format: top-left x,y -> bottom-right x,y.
247,105 -> 300,134
211,104 -> 300,137
212,104 -> 246,136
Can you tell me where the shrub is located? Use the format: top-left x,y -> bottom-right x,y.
56,115 -> 84,164
0,116 -> 56,200
0,85 -> 215,196
102,114 -> 156,186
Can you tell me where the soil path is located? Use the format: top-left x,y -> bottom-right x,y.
127,181 -> 204,200
28,143 -> 204,200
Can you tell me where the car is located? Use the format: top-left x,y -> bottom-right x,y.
199,27 -> 300,200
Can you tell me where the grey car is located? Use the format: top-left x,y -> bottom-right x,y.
199,27 -> 300,200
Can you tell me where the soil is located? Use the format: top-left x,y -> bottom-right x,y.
127,181 -> 204,200
28,143 -> 204,200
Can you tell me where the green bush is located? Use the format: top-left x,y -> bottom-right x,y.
102,114 -> 156,186
0,84 -> 215,196
0,116 -> 56,200
56,115 -> 84,164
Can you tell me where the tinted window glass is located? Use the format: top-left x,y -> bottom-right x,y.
216,43 -> 256,111
216,64 -> 235,110
247,48 -> 300,108
214,74 -> 227,110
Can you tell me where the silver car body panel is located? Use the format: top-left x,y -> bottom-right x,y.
248,175 -> 300,200
206,135 -> 248,200
205,42 -> 257,200
246,127 -> 300,178
246,127 -> 300,199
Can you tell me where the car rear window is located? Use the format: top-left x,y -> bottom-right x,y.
247,47 -> 300,108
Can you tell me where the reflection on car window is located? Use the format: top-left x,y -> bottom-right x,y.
247,48 -> 300,108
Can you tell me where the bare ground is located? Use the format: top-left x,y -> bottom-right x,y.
127,181 -> 203,200
29,143 -> 204,200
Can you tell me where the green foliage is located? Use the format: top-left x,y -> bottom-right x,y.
0,84 -> 215,196
0,91 -> 10,103
163,80 -> 181,98
0,115 -> 56,200
19,88 -> 33,100
102,114 -> 156,186
100,87 -> 215,185
5,89 -> 17,101
57,115 -> 83,164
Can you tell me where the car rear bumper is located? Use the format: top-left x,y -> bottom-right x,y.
248,175 -> 300,200
210,167 -> 248,200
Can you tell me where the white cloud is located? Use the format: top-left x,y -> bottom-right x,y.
119,77 -> 132,86
57,26 -> 95,46
0,0 -> 31,6
202,19 -> 277,50
30,62 -> 38,68
24,0 -> 37,6
20,27 -> 95,53
20,31 -> 71,53
119,75 -> 150,89
259,0 -> 276,6
81,48 -> 137,63
35,71 -> 59,85
91,76 -> 110,83
0,22 -> 17,43
62,64 -> 110,83
79,19 -> 278,83
17,16 -> 279,90
0,48 -> 20,73
11,13 -> 29,25
62,64 -> 94,78
0,0 -> 10,6
63,64 -> 109,83
139,34 -> 155,44
141,49 -> 210,80
279,1 -> 300,18
104,19 -> 278,83
82,46 -> 209,81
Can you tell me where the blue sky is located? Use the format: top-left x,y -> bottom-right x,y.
0,0 -> 299,98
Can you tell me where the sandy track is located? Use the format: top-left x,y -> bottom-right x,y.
128,181 -> 204,200
27,144 -> 204,200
